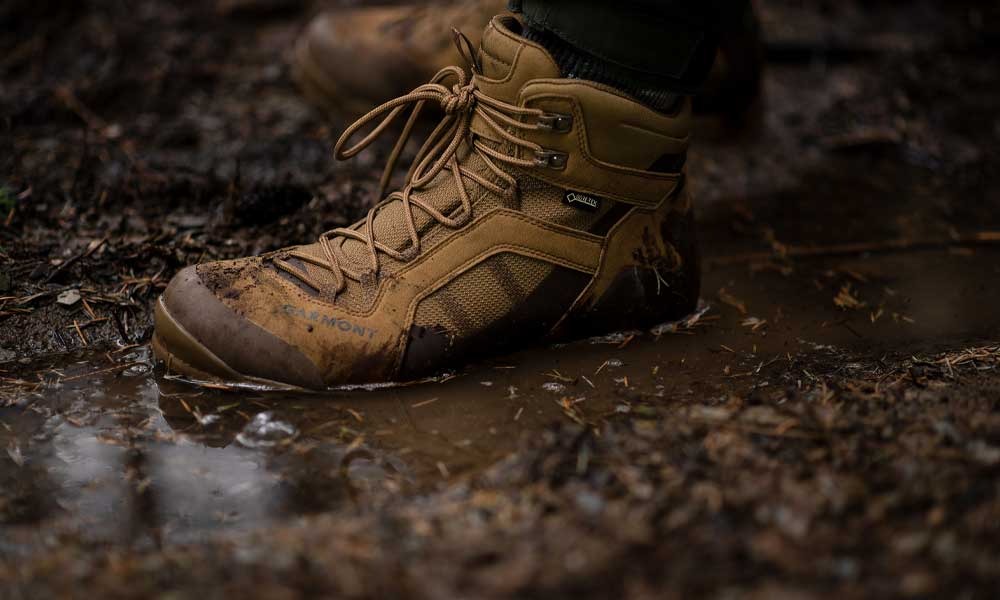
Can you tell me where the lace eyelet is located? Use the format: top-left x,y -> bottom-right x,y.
537,113 -> 573,133
534,150 -> 568,170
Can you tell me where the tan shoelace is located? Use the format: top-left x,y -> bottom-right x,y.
275,60 -> 554,296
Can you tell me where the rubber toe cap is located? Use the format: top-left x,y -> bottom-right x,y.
155,266 -> 325,389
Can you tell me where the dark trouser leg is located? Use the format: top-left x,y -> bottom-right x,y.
508,0 -> 751,99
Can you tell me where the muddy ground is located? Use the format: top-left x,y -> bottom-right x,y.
2,0 -> 1000,598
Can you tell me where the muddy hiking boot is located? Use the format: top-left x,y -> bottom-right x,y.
153,16 -> 699,389
293,0 -> 762,121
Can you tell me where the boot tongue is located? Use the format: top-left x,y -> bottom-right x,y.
474,16 -> 561,105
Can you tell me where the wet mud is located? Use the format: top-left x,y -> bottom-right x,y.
3,0 -> 1000,598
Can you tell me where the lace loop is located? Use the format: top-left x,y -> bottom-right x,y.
441,83 -> 474,114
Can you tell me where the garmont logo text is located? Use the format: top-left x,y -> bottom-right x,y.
281,304 -> 377,339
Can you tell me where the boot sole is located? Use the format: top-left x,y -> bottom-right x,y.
153,293 -> 705,392
152,296 -> 302,391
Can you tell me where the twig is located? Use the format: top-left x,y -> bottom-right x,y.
705,232 -> 1000,267
45,237 -> 108,283
73,320 -> 88,345
59,361 -> 145,383
64,317 -> 109,330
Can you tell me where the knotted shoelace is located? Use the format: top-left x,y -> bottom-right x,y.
275,61 -> 552,296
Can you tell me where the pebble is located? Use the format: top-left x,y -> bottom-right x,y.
56,289 -> 81,306
541,381 -> 566,394
236,412 -> 298,448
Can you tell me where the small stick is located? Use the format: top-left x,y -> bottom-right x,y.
73,320 -> 88,346
59,361 -> 144,383
705,232 -> 1000,267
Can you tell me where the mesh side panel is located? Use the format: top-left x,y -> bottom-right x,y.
340,149 -> 496,271
411,297 -> 454,332
334,278 -> 379,312
413,252 -> 554,333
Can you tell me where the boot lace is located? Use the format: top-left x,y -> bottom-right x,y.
275,58 -> 553,297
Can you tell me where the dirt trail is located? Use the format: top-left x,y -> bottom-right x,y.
2,0 -> 1000,598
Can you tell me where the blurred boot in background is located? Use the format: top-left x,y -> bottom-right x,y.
293,0 -> 500,116
293,0 -> 763,121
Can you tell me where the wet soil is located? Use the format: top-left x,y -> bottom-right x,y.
2,0 -> 1000,598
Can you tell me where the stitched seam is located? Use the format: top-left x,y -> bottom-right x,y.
526,79 -> 676,117
477,40 -> 523,86
478,43 -> 511,67
619,121 -> 690,144
393,208 -> 605,267
413,245 -> 596,307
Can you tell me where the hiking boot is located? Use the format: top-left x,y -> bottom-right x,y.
294,0 -> 762,120
293,0 -> 499,117
153,16 -> 700,389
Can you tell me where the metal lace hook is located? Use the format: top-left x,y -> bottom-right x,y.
451,27 -> 481,75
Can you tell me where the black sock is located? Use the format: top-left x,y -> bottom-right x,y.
521,24 -> 682,113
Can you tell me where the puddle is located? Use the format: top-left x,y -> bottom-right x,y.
1,248 -> 998,547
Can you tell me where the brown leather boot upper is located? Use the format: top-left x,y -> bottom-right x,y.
154,16 -> 698,389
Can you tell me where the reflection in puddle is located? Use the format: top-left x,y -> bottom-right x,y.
0,362 -> 392,544
47,418 -> 128,534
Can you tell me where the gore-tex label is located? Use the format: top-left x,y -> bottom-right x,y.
563,191 -> 602,212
